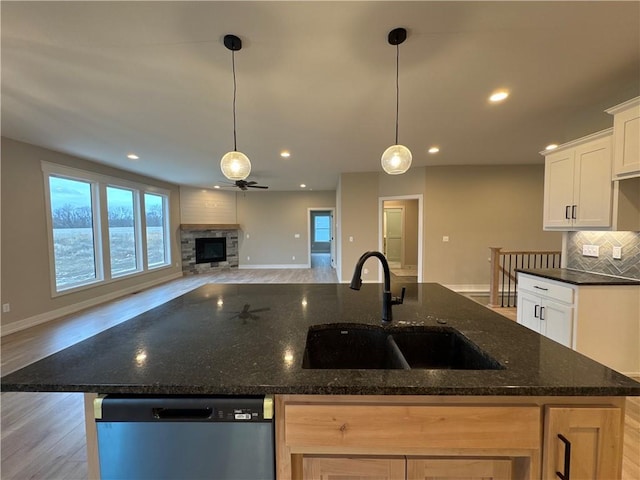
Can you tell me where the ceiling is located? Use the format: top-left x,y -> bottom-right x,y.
2,1 -> 639,191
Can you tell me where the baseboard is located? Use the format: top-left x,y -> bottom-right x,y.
1,272 -> 183,337
442,284 -> 490,295
238,264 -> 309,269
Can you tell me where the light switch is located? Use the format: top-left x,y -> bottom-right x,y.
246,234 -> 250,239
613,246 -> 622,259
294,233 -> 300,238
349,236 -> 354,242
442,236 -> 449,242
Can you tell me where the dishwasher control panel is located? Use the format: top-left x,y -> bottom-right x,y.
95,395 -> 273,422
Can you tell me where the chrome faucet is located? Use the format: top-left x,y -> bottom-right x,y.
349,251 -> 405,324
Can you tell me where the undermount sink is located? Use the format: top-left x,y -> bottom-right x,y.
301,324 -> 504,370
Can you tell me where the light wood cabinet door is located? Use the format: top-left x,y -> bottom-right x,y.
543,406 -> 622,479
407,458 -> 512,480
303,456 -> 405,480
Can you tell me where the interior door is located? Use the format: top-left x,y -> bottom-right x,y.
384,208 -> 403,266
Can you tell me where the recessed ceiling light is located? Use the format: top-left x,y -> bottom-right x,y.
127,153 -> 139,160
489,90 -> 509,103
280,151 -> 291,158
428,146 -> 440,154
213,185 -> 221,189
300,184 -> 306,188
545,144 -> 559,151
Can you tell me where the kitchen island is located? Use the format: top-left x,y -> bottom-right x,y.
2,283 -> 639,479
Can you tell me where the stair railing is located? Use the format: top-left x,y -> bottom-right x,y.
489,247 -> 562,308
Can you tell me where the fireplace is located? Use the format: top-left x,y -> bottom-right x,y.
195,237 -> 227,264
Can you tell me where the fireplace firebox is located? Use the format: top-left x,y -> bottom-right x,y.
195,237 -> 227,264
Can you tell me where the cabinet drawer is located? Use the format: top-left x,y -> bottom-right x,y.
285,404 -> 540,452
518,275 -> 574,304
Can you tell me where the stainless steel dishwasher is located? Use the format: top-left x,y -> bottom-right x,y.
94,395 -> 275,480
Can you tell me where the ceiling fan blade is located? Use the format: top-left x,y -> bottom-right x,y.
248,185 -> 269,189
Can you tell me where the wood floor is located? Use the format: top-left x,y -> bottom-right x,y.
1,264 -> 638,479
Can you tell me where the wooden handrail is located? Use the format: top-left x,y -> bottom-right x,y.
489,247 -> 562,308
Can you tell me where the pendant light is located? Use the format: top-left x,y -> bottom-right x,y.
381,27 -> 412,175
220,34 -> 251,181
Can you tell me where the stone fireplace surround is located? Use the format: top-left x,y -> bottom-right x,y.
180,224 -> 239,275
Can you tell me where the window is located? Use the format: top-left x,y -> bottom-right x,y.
43,162 -> 172,295
144,192 -> 168,268
48,176 -> 100,291
107,186 -> 139,277
314,215 -> 331,242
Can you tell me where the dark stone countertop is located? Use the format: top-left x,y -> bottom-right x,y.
2,283 -> 639,396
516,268 -> 640,286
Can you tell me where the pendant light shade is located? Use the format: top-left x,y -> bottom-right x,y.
220,34 -> 251,181
381,144 -> 412,175
220,151 -> 252,181
381,27 -> 412,175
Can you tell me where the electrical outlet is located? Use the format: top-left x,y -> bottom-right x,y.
364,268 -> 369,274
442,236 -> 449,242
2,303 -> 10,313
292,256 -> 296,260
247,256 -> 250,261
612,246 -> 622,259
294,233 -> 300,238
582,245 -> 599,257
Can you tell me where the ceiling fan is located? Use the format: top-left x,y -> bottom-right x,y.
228,179 -> 269,191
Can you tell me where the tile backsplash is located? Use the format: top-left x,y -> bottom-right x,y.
566,231 -> 640,280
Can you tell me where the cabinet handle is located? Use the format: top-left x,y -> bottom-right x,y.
556,434 -> 571,480
571,205 -> 577,220
565,205 -> 571,220
534,305 -> 540,318
540,306 -> 545,320
533,285 -> 549,291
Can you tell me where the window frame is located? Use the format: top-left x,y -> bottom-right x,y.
143,191 -> 171,270
42,162 -> 172,297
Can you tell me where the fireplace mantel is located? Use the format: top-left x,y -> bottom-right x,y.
180,224 -> 240,231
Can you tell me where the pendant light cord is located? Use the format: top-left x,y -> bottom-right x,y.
395,43 -> 400,145
231,49 -> 238,152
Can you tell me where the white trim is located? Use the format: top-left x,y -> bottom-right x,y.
238,264 -> 309,269
307,207 -> 336,270
604,96 -> 640,115
442,284 -> 491,294
0,272 -> 183,337
538,128 -> 612,156
378,194 -> 423,283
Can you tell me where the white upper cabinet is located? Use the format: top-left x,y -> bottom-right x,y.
542,130 -> 613,230
606,97 -> 640,178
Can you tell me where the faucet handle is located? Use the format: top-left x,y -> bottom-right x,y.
392,287 -> 406,305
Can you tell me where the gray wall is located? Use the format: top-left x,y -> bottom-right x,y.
236,190 -> 335,266
1,138 -> 182,329
339,164 -> 563,287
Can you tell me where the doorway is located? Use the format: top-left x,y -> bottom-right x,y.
308,209 -> 335,269
379,196 -> 422,282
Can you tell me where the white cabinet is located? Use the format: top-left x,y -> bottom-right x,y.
606,96 -> 640,178
542,130 -> 613,230
517,276 -> 573,347
517,272 -> 640,374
